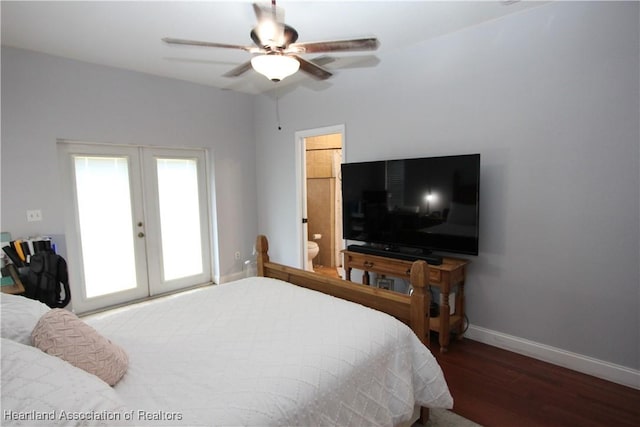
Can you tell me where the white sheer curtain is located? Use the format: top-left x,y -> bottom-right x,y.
155,158 -> 203,281
74,156 -> 137,298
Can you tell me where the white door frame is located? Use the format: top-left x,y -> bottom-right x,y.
58,141 -> 213,313
141,147 -> 213,295
294,124 -> 346,270
58,142 -> 149,313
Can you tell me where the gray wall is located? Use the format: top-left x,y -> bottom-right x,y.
1,46 -> 258,282
255,2 -> 639,370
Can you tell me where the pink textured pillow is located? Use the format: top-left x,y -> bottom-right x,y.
31,309 -> 128,386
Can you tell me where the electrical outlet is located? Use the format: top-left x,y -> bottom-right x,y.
26,209 -> 42,222
234,251 -> 241,260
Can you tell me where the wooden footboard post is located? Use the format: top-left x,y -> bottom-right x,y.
256,235 -> 269,277
420,407 -> 431,425
409,260 -> 430,347
410,260 -> 431,426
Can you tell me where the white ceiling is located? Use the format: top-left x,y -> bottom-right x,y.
1,1 -> 545,95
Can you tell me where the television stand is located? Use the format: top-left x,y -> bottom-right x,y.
342,249 -> 470,353
346,244 -> 443,265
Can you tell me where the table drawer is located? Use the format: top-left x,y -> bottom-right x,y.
346,253 -> 447,283
346,254 -> 412,277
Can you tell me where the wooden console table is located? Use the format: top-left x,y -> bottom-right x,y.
342,250 -> 469,352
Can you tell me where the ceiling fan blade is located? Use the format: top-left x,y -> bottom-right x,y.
293,55 -> 332,80
252,2 -> 285,26
308,55 -> 336,67
288,37 -> 379,54
162,37 -> 256,52
223,60 -> 254,78
252,2 -> 286,47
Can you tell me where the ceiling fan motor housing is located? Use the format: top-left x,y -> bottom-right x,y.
250,24 -> 299,51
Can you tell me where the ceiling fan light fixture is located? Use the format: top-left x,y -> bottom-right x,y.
251,54 -> 300,82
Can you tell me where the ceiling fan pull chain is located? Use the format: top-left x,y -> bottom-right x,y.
276,96 -> 282,131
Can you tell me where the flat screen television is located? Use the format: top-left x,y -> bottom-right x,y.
341,153 -> 480,257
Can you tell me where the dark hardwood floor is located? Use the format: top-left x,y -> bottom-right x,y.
431,336 -> 640,427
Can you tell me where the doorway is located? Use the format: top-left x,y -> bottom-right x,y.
295,125 -> 345,278
58,142 -> 212,313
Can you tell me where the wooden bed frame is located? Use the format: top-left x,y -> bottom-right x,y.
255,234 -> 433,423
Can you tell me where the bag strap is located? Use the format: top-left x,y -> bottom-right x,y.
54,255 -> 71,308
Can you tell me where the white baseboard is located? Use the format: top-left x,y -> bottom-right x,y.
217,271 -> 248,284
465,325 -> 640,390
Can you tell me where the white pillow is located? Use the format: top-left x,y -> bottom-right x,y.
1,293 -> 50,345
1,338 -> 130,426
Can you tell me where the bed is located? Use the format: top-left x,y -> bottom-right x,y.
1,235 -> 452,426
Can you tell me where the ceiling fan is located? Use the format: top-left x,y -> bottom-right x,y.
162,1 -> 379,82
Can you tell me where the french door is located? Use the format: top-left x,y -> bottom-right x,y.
58,142 -> 212,313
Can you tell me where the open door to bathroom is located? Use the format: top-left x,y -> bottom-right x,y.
296,126 -> 345,276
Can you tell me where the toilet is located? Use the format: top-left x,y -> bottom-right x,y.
307,241 -> 319,271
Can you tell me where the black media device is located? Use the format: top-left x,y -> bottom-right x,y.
341,153 -> 480,262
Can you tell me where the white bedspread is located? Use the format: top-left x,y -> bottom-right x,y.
85,277 -> 453,426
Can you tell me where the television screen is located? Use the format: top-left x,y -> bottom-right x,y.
341,154 -> 480,256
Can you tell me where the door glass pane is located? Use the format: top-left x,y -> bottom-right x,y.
74,156 -> 137,298
156,158 -> 203,281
